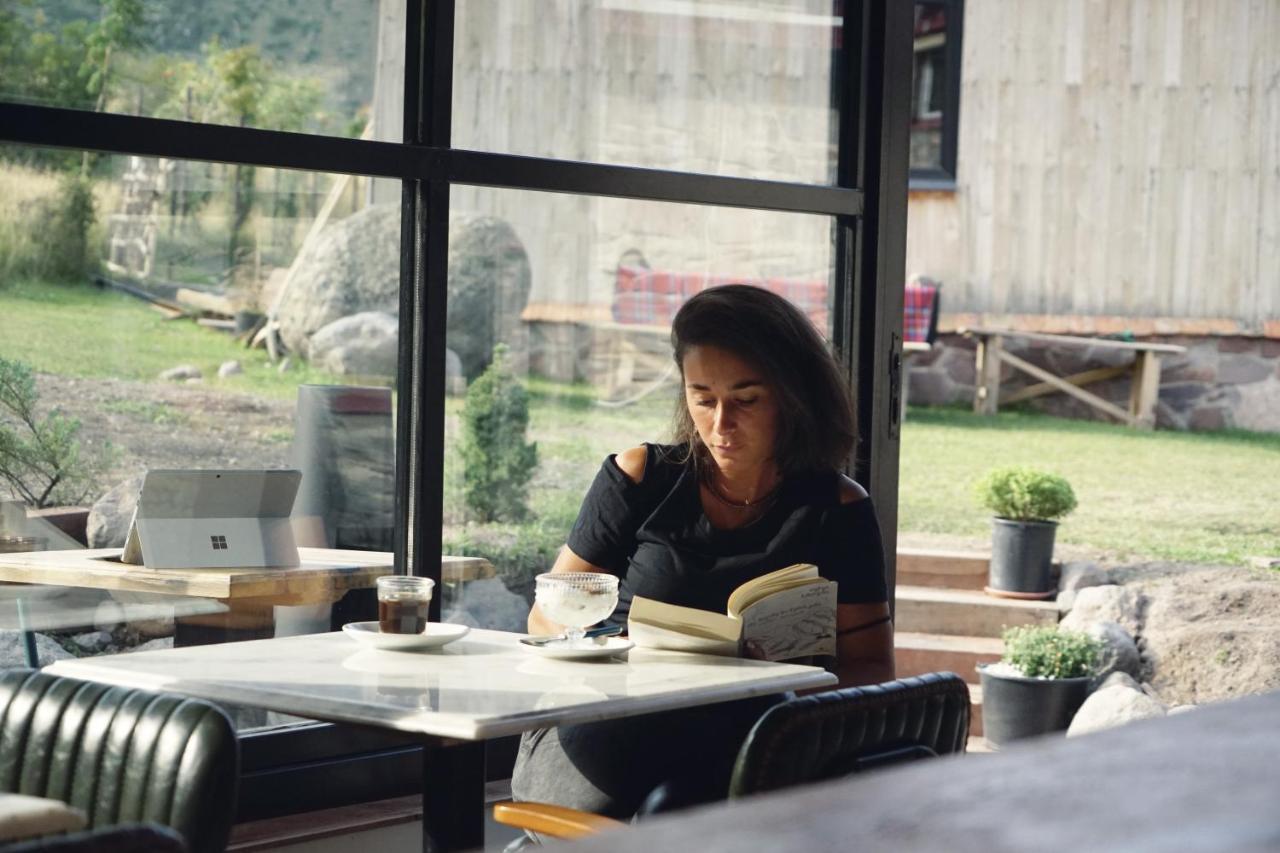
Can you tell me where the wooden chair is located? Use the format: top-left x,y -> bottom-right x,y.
494,672 -> 971,842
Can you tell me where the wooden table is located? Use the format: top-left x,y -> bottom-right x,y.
0,548 -> 494,653
961,328 -> 1187,429
46,629 -> 835,852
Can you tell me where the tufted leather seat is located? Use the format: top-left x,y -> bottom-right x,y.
0,669 -> 238,853
727,671 -> 971,799
495,672 -> 972,840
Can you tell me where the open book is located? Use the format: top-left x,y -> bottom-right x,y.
627,563 -> 837,661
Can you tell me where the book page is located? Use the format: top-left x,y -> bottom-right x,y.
727,563 -> 820,615
627,595 -> 742,656
737,581 -> 837,661
627,619 -> 741,656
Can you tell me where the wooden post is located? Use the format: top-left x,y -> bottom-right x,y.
1129,350 -> 1161,429
974,334 -> 1003,415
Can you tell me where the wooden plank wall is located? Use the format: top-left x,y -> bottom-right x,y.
904,0 -> 1279,330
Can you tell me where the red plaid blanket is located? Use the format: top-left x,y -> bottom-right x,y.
903,276 -> 940,344
612,267 -> 939,345
613,266 -> 829,330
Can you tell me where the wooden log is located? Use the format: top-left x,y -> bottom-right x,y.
175,287 -> 235,317
995,348 -> 1139,426
961,327 -> 1187,355
974,334 -> 1003,415
1002,364 -> 1130,405
196,318 -> 237,332
1128,350 -> 1162,429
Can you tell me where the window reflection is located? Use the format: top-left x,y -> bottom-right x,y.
441,187 -> 834,631
0,144 -> 399,731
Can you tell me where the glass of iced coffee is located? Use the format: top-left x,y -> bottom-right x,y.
376,575 -> 435,634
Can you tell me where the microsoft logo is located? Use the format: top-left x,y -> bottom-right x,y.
210,535 -> 228,550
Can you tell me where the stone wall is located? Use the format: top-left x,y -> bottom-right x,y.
907,334 -> 1280,432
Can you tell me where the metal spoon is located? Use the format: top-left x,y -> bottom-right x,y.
521,624 -> 623,646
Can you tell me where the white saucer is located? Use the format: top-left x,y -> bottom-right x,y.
518,636 -> 634,660
342,621 -> 470,651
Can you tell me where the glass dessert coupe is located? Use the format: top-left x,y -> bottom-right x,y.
534,572 -> 620,647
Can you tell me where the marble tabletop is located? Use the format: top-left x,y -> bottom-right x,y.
45,628 -> 836,740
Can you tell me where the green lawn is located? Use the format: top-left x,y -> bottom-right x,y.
0,278 -> 351,399
899,407 -> 1280,565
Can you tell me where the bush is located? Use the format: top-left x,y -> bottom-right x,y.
1001,625 -> 1101,679
0,170 -> 97,285
975,466 -> 1077,521
444,521 -> 564,605
0,356 -> 112,507
460,344 -> 538,522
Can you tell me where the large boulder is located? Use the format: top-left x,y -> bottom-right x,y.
275,206 -> 532,381
446,213 -> 533,381
86,474 -> 144,549
309,311 -> 399,378
276,204 -> 401,357
1087,620 -> 1142,680
1059,584 -> 1146,636
1067,683 -> 1167,737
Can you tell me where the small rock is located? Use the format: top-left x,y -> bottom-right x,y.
218,360 -> 243,378
131,637 -> 175,653
1060,584 -> 1145,636
1097,670 -> 1141,692
159,364 -> 202,381
1067,683 -> 1167,737
184,377 -> 203,385
71,630 -> 113,653
1087,621 -> 1142,680
1168,704 -> 1198,715
1057,561 -> 1111,612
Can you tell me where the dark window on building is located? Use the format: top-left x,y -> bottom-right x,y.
910,1 -> 963,187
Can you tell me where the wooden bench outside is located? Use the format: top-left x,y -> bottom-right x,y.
961,327 -> 1187,429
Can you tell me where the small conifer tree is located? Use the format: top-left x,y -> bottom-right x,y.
460,345 -> 538,522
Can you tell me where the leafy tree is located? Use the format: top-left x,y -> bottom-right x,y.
460,345 -> 539,523
0,357 -> 113,508
79,0 -> 144,175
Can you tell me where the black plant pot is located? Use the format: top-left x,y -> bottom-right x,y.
978,665 -> 1092,747
987,517 -> 1058,598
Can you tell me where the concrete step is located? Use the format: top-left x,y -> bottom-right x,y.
897,547 -> 989,591
895,585 -> 1059,637
895,632 -> 1003,684
969,683 -> 983,737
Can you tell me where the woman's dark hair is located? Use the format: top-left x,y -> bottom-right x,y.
668,284 -> 856,475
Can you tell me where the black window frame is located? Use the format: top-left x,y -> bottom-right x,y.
0,0 -> 912,819
908,0 -> 964,189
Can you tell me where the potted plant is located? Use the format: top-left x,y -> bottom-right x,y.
975,466 -> 1076,599
978,624 -> 1102,748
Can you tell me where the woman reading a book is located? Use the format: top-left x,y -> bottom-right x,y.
513,283 -> 894,821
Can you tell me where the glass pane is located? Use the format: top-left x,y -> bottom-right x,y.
910,3 -> 948,171
3,0 -> 402,141
0,144 -> 400,733
452,0 -> 843,184
440,185 -> 834,630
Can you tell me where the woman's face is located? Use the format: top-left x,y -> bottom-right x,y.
681,344 -> 780,476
